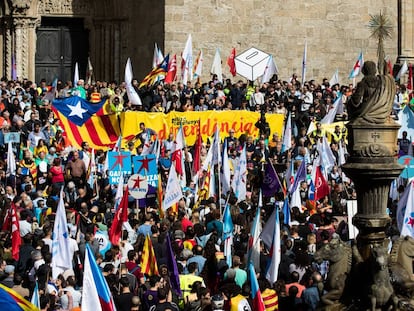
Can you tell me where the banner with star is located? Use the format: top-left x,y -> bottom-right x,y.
52,96 -> 107,126
52,98 -> 120,150
108,151 -> 132,184
133,154 -> 158,206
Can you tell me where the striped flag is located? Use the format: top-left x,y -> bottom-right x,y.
141,234 -> 159,276
193,50 -> 204,79
0,283 -> 40,311
140,54 -> 170,88
261,206 -> 281,284
349,52 -> 364,78
30,281 -> 40,309
2,203 -> 22,261
247,193 -> 262,271
248,263 -> 265,311
83,244 -> 116,311
52,100 -> 120,150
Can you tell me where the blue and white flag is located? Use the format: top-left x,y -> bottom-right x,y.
163,163 -> 183,210
51,189 -> 71,279
399,180 -> 414,237
31,281 -> 40,309
223,204 -> 234,269
83,244 -> 116,311
52,96 -> 106,126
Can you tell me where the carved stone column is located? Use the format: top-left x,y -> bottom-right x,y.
398,0 -> 414,63
13,16 -> 38,80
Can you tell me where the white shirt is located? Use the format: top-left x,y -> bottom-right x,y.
19,220 -> 32,236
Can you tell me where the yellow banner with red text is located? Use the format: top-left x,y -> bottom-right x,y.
120,111 -> 285,145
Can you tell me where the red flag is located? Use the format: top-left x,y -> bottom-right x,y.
109,188 -> 129,245
192,120 -> 202,174
227,48 -> 237,77
10,204 -> 21,261
165,54 -> 177,84
408,64 -> 413,90
387,58 -> 393,77
314,166 -> 330,201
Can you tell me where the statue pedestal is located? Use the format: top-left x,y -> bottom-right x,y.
341,122 -> 404,308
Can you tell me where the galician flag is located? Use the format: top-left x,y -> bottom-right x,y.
400,180 -> 414,237
349,52 -> 364,79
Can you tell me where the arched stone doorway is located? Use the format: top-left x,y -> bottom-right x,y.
0,0 -> 127,83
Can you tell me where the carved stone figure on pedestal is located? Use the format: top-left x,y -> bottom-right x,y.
340,59 -> 405,310
347,61 -> 395,125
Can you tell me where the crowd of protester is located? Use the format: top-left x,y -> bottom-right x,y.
0,71 -> 411,311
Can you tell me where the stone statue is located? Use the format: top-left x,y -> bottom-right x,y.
313,237 -> 352,305
389,236 -> 414,297
347,61 -> 395,124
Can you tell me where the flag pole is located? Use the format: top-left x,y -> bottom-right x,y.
217,124 -> 222,217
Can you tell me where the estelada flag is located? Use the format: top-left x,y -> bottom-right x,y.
141,234 -> 159,276
52,98 -> 120,150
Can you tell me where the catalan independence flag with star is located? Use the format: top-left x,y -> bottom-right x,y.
52,96 -> 120,150
139,54 -> 169,88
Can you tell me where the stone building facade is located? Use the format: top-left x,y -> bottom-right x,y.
0,0 -> 413,84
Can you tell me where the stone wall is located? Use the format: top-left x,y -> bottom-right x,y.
164,0 -> 398,84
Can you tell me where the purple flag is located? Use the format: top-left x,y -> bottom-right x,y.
290,159 -> 306,194
166,233 -> 182,296
262,160 -> 281,197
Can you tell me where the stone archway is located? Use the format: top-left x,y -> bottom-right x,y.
0,0 -> 127,82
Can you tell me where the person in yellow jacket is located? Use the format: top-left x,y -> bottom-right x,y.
179,262 -> 205,302
109,95 -> 124,116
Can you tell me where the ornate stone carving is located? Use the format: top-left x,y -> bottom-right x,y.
38,0 -> 90,16
11,0 -> 31,14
